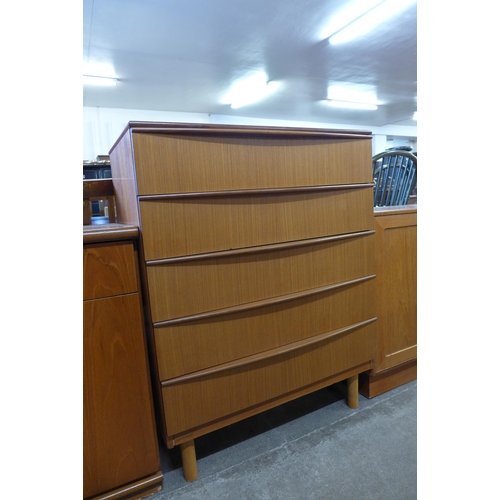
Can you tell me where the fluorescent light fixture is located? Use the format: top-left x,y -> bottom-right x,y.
320,0 -> 382,39
325,100 -> 378,110
222,72 -> 280,109
326,82 -> 380,110
83,75 -> 118,86
328,0 -> 416,45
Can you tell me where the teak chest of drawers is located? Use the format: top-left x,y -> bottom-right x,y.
109,122 -> 377,481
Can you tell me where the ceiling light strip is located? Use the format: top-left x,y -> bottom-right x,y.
83,75 -> 118,86
325,100 -> 378,110
328,0 -> 416,45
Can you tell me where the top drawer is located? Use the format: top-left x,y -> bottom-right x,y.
131,133 -> 373,195
83,241 -> 138,300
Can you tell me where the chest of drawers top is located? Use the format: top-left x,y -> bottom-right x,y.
110,122 -> 373,195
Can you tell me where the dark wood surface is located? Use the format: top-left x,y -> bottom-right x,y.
83,223 -> 139,244
83,179 -> 114,198
360,359 -> 417,398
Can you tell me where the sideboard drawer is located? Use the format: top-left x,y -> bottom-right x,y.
140,187 -> 374,260
83,241 -> 138,300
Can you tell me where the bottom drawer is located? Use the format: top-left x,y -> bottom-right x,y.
161,319 -> 376,440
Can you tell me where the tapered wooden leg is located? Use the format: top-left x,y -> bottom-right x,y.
346,375 -> 359,409
180,439 -> 198,482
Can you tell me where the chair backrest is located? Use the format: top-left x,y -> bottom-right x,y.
83,179 -> 116,225
372,151 -> 417,207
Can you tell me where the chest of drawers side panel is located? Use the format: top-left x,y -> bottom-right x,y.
109,129 -> 141,226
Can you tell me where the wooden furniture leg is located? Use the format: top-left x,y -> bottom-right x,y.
180,439 -> 198,482
346,375 -> 359,409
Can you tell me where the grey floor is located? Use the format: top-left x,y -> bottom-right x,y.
146,380 -> 417,500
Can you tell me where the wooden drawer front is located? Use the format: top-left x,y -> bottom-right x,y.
161,320 -> 376,436
83,242 -> 138,300
140,187 -> 374,260
132,133 -> 372,195
154,276 -> 376,381
83,294 -> 159,498
147,232 -> 374,322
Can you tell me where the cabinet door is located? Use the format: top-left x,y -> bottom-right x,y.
374,212 -> 417,372
83,293 -> 159,499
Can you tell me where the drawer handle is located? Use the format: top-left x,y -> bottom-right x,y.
147,230 -> 375,265
139,183 -> 375,201
161,316 -> 377,387
154,274 -> 375,327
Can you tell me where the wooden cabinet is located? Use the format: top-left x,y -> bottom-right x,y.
359,206 -> 417,398
83,224 -> 162,500
109,122 -> 378,481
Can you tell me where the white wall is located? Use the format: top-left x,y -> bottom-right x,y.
83,106 -> 417,160
83,107 -> 210,160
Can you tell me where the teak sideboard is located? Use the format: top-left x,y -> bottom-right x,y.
109,122 -> 378,481
359,205 -> 417,397
83,224 -> 162,499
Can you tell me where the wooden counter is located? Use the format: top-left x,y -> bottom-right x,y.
359,205 -> 417,397
83,223 -> 162,500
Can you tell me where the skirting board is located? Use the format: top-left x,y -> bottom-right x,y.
359,359 -> 417,399
88,471 -> 163,500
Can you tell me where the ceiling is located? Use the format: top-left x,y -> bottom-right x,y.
83,0 -> 417,129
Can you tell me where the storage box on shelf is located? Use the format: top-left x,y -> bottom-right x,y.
109,122 -> 378,481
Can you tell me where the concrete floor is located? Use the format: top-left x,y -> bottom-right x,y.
145,380 -> 417,500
